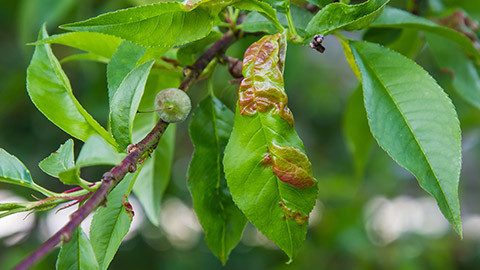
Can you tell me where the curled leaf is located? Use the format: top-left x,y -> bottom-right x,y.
224,33 -> 318,260
239,33 -> 293,126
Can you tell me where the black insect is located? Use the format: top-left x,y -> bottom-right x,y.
310,34 -> 326,53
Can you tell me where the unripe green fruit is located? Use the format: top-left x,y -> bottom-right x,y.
154,88 -> 191,123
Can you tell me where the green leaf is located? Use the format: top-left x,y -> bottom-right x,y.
343,87 -> 373,177
241,5 -> 312,36
60,2 -> 215,47
76,136 -> 126,167
131,69 -> 181,226
90,171 -> 136,270
426,33 -> 480,110
0,202 -> 26,212
138,47 -> 170,65
39,139 -> 75,178
370,7 -> 480,64
224,34 -> 318,260
234,0 -> 284,31
177,31 -> 222,66
0,148 -> 56,197
349,40 -> 462,236
387,29 -> 424,59
258,0 -> 288,13
60,53 -> 110,64
132,124 -> 175,226
188,95 -> 247,264
306,0 -> 332,8
27,26 -> 118,148
305,0 -> 389,37
31,32 -> 123,59
107,41 -> 146,103
58,135 -> 126,186
110,60 -> 155,150
0,149 -> 34,190
56,227 -> 99,270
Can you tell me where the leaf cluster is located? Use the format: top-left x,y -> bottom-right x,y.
2,0 -> 479,268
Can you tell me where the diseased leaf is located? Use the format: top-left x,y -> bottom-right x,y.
110,60 -> 155,150
370,7 -> 480,64
56,227 -> 99,270
131,70 -> 181,226
343,87 -> 373,176
426,33 -> 480,110
264,143 -> 316,189
58,135 -> 126,186
306,0 -> 389,38
27,26 -> 118,148
107,41 -> 146,103
349,40 -> 462,235
239,34 -> 293,126
224,34 -> 318,260
31,32 -> 123,59
188,95 -> 247,264
60,2 -> 215,47
90,171 -> 137,270
39,139 -> 75,178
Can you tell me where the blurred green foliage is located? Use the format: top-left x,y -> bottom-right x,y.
1,0 -> 480,269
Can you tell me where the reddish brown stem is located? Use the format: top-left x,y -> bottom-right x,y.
15,30 -> 239,270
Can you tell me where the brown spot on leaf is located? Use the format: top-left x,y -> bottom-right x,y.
123,195 -> 135,220
269,143 -> 316,189
261,153 -> 273,165
441,68 -> 455,79
279,200 -> 308,226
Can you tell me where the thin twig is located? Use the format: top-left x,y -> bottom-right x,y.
14,30 -> 239,270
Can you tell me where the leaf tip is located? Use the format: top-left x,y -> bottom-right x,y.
58,23 -> 76,31
453,222 -> 463,239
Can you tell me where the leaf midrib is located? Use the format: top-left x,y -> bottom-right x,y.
256,113 -> 294,257
208,97 -> 228,260
247,35 -> 294,257
95,204 -> 127,270
43,39 -> 117,148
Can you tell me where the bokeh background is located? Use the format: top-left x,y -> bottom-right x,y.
1,0 -> 480,269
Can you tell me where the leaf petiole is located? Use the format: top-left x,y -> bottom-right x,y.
285,3 -> 303,43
